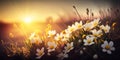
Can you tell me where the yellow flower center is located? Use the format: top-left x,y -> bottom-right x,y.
86,27 -> 90,31
67,46 -> 72,50
82,35 -> 86,38
94,34 -> 101,37
78,25 -> 82,28
87,40 -> 91,44
49,45 -> 54,49
62,31 -> 66,34
104,29 -> 107,32
58,37 -> 62,40
70,28 -> 74,32
93,22 -> 98,26
39,51 -> 43,56
105,45 -> 110,50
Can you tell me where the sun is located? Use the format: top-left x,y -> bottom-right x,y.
24,17 -> 32,23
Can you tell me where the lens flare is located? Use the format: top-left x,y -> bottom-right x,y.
24,17 -> 32,23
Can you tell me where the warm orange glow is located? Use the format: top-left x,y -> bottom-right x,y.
24,17 -> 32,23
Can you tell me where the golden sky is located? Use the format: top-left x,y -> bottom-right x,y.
0,0 -> 111,23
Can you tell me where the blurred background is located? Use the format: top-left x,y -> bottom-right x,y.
0,0 -> 120,60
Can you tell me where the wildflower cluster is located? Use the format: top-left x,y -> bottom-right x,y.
26,18 -> 115,60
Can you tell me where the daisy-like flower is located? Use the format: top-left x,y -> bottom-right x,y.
61,32 -> 71,41
83,18 -> 100,31
83,22 -> 94,31
29,32 -> 42,44
36,47 -> 45,59
54,34 -> 63,41
83,35 -> 95,46
91,18 -> 100,27
91,29 -> 103,37
48,30 -> 56,37
67,24 -> 77,33
61,34 -> 70,41
74,21 -> 83,29
100,25 -> 110,33
101,41 -> 115,54
31,37 -> 42,44
47,42 -> 57,52
64,42 -> 74,53
57,53 -> 68,60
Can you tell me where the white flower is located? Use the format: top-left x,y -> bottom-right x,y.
78,39 -> 82,43
29,32 -> 42,44
83,18 -> 100,31
83,47 -> 86,50
64,42 -> 74,53
74,21 -> 83,29
61,34 -> 70,41
36,47 -> 45,59
80,50 -> 83,55
47,42 -> 57,52
91,29 -> 103,37
83,35 -> 95,46
57,53 -> 68,60
67,24 -> 77,33
91,18 -> 100,27
93,54 -> 98,59
101,41 -> 115,54
48,30 -> 56,37
55,32 -> 70,42
61,30 -> 67,35
100,25 -> 110,33
54,34 -> 63,41
83,22 -> 94,31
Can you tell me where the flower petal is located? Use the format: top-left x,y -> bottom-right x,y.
101,44 -> 105,48
102,49 -> 107,52
83,39 -> 87,42
36,49 -> 40,52
107,50 -> 112,54
104,41 -> 108,45
110,47 -> 115,51
36,56 -> 41,59
109,41 -> 114,47
64,54 -> 68,58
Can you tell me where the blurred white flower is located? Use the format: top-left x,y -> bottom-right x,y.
91,29 -> 103,37
91,18 -> 100,27
100,25 -> 110,33
47,42 -> 57,52
64,42 -> 74,53
48,30 -> 56,37
67,25 -> 77,33
83,18 -> 100,31
57,53 -> 68,60
83,47 -> 86,50
61,29 -> 68,35
93,54 -> 98,59
101,41 -> 115,54
36,47 -> 45,59
83,35 -> 95,46
80,50 -> 83,55
61,34 -> 71,41
29,32 -> 42,44
78,39 -> 82,43
55,31 -> 70,42
54,34 -> 63,41
75,21 -> 83,29
29,32 -> 36,39
83,23 -> 93,31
